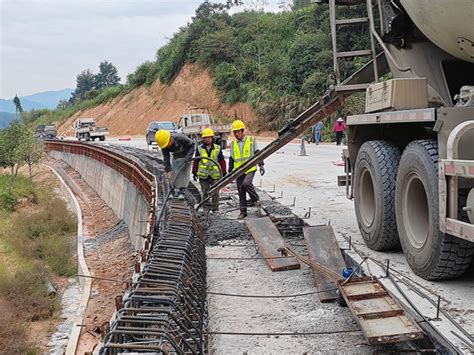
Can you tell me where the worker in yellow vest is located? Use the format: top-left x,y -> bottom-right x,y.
228,120 -> 265,219
192,128 -> 227,212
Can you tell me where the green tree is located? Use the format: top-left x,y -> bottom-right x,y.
19,132 -> 44,178
70,69 -> 95,103
56,99 -> 71,110
292,0 -> 313,10
0,121 -> 28,175
94,61 -> 120,90
13,95 -> 23,118
127,61 -> 155,88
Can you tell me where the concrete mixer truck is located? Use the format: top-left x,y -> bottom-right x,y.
207,0 -> 473,281
329,0 -> 474,280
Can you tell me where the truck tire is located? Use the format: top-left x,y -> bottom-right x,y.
354,140 -> 401,251
395,140 -> 474,280
85,133 -> 91,141
99,136 -> 105,141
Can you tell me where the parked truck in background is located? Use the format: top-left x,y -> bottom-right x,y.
74,118 -> 109,141
177,107 -> 232,149
35,124 -> 57,139
329,0 -> 474,280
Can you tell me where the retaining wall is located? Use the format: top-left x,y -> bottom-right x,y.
48,150 -> 150,250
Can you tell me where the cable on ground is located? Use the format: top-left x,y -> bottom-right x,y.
203,329 -> 360,336
208,288 -> 338,298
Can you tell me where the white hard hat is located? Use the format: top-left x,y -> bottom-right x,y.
337,117 -> 344,122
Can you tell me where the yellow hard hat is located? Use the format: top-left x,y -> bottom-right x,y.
232,119 -> 245,131
201,128 -> 215,138
155,129 -> 171,149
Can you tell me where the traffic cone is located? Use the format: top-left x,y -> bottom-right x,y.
299,138 -> 307,156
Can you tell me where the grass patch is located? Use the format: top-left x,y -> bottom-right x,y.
0,175 -> 37,211
6,198 -> 77,276
0,259 -> 57,319
0,174 -> 77,353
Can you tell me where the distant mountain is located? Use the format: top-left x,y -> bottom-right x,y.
0,88 -> 73,113
0,111 -> 17,129
0,98 -> 46,113
21,88 -> 73,109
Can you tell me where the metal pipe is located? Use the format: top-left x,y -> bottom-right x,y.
366,0 -> 379,82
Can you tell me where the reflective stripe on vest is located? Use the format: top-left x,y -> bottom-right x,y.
197,144 -> 221,179
232,136 -> 257,174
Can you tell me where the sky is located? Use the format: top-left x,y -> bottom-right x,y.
0,0 -> 283,99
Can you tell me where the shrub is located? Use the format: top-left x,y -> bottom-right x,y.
156,29 -> 189,84
127,61 -> 155,88
94,85 -> 124,105
213,62 -> 244,103
0,188 -> 17,212
0,175 -> 36,211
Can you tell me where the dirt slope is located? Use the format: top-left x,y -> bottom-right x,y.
58,64 -> 256,136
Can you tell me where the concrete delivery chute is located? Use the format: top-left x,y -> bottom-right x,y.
207,0 -> 474,281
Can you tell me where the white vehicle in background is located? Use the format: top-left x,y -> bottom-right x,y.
178,107 -> 231,149
74,118 -> 109,141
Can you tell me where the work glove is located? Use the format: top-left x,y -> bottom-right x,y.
193,173 -> 198,181
259,166 -> 265,176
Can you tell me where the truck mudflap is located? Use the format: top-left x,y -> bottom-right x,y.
337,149 -> 353,200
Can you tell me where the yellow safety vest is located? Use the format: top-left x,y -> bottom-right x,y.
197,144 -> 221,179
232,136 -> 257,174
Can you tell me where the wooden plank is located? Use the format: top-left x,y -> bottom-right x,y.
303,226 -> 346,302
245,217 -> 300,272
338,277 -> 424,345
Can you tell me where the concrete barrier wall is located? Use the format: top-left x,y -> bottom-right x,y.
48,150 -> 148,250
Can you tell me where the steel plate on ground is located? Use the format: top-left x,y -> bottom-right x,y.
339,277 -> 424,344
304,225 -> 346,302
245,217 -> 300,271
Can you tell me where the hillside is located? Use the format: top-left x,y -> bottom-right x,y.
44,3 -> 367,135
58,65 -> 256,136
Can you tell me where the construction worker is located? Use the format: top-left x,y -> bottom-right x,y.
314,121 -> 324,145
228,119 -> 265,219
333,117 -> 346,146
155,129 -> 195,199
192,128 -> 227,212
